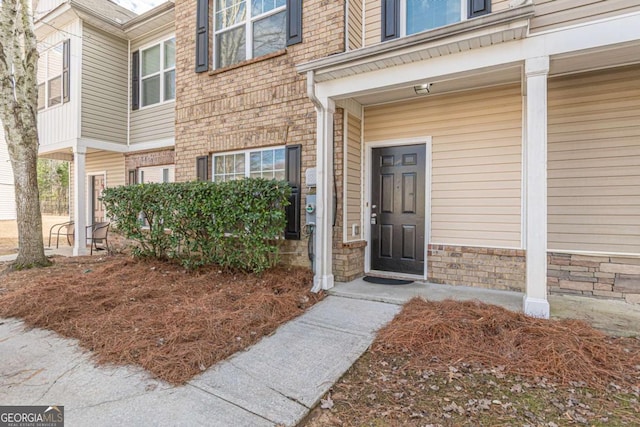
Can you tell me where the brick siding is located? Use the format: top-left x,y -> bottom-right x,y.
125,149 -> 175,171
428,245 -> 526,291
174,0 -> 345,268
548,252 -> 640,304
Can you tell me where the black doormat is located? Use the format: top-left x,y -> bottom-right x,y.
363,276 -> 414,285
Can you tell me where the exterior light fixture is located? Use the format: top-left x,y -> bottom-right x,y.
414,83 -> 431,95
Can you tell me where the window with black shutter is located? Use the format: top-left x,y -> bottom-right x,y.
196,156 -> 209,181
195,0 -> 209,72
128,169 -> 137,185
468,0 -> 490,18
286,0 -> 302,46
62,39 -> 70,103
131,50 -> 140,110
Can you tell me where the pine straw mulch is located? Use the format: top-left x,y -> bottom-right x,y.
0,255 -> 322,385
374,298 -> 640,390
303,298 -> 640,426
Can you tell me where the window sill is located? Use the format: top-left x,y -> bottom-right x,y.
208,49 -> 287,76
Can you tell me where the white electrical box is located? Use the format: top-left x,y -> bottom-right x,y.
305,168 -> 317,188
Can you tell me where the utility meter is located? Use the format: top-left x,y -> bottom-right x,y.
305,195 -> 316,225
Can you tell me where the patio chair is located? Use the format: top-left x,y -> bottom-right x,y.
48,220 -> 75,248
86,221 -> 110,255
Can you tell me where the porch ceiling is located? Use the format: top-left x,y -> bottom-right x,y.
351,64 -> 522,105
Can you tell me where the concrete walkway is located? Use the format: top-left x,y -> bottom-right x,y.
0,296 -> 399,426
0,246 -> 74,263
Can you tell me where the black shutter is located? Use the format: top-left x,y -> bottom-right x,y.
195,0 -> 209,72
284,144 -> 301,240
196,156 -> 209,181
381,0 -> 399,41
468,0 -> 491,18
286,0 -> 302,46
131,50 -> 140,110
128,169 -> 137,185
62,39 -> 70,103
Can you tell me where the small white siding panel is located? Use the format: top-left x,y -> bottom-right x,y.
139,165 -> 175,183
38,19 -> 82,149
130,27 -> 175,145
548,66 -> 640,254
81,24 -> 128,144
0,126 -> 16,220
364,84 -> 522,248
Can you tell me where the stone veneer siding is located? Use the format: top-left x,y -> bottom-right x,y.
427,245 -> 526,291
548,252 -> 640,304
125,149 -> 175,172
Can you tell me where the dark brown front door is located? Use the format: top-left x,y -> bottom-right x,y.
371,144 -> 426,275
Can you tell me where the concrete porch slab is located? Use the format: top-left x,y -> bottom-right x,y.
331,278 -> 640,336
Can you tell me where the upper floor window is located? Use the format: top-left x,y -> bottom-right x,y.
405,0 -> 464,34
37,43 -> 64,110
382,0 -> 490,41
140,38 -> 175,107
214,0 -> 286,68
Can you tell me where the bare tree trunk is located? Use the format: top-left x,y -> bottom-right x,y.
0,0 -> 49,268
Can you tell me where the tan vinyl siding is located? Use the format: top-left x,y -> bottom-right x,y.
364,0 -> 381,47
346,113 -> 362,241
81,25 -> 128,144
86,152 -> 126,189
68,152 -> 125,221
348,0 -> 364,50
531,0 -> 640,33
130,26 -> 175,145
548,66 -> 640,255
492,0 -> 510,12
364,84 -> 522,248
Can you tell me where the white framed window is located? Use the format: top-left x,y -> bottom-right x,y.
403,0 -> 467,35
140,37 -> 175,108
213,146 -> 285,182
37,43 -> 64,110
214,0 -> 286,69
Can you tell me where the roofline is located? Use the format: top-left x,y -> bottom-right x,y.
123,1 -> 175,30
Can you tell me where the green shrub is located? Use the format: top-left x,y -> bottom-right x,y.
101,179 -> 291,273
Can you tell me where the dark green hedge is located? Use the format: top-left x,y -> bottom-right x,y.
101,179 -> 291,272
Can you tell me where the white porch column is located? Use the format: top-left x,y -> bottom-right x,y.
312,97 -> 335,292
523,56 -> 550,318
73,146 -> 88,256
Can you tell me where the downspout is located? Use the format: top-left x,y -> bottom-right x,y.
307,71 -> 322,292
307,70 -> 322,110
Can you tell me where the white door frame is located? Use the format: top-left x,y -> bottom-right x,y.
363,137 -> 432,280
86,171 -> 107,237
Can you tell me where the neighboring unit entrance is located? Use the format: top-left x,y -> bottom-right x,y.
90,175 -> 105,224
371,144 -> 426,275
